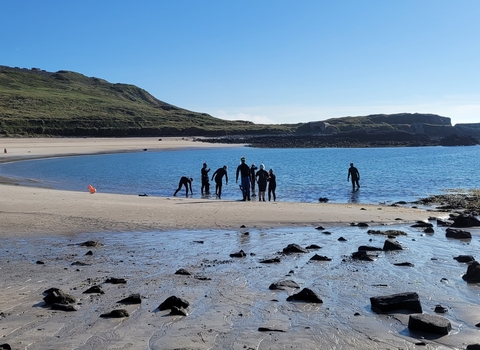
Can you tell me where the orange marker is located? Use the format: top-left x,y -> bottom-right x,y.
88,185 -> 96,194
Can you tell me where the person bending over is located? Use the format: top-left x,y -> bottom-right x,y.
173,176 -> 193,197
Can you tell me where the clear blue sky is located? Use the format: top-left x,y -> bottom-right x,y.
2,1 -> 479,125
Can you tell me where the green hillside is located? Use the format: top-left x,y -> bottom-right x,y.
0,66 -> 295,137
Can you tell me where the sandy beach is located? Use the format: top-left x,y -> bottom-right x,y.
0,137 -> 478,350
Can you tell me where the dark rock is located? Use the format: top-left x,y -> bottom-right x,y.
309,254 -> 331,261
51,303 -> 78,311
159,295 -> 190,311
193,240 -> 204,244
170,306 -> 188,316
439,134 -> 479,146
269,280 -> 300,290
367,229 -> 407,236
282,244 -> 308,254
318,197 -> 329,203
36,260 -> 45,264
194,275 -> 212,281
315,226 -> 325,230
434,305 -> 448,313
383,239 -> 403,251
463,261 -> 480,283
357,222 -> 369,227
175,268 -> 192,275
71,261 -> 91,266
446,228 -> 472,239
105,277 -> 127,284
351,250 -> 377,261
305,244 -> 322,250
286,288 -> 323,303
117,293 -> 142,304
79,240 -> 102,247
0,344 -> 11,350
322,231 -> 332,235
454,255 -> 475,263
408,313 -> 451,335
423,227 -> 434,233
451,214 -> 480,228
370,292 -> 422,313
358,245 -> 383,251
436,218 -> 451,227
338,237 -> 347,242
258,326 -> 286,332
230,250 -> 247,258
467,345 -> 480,350
43,288 -> 76,305
394,262 -> 414,267
85,250 -> 93,256
83,285 -> 104,294
100,309 -> 129,318
259,257 -> 281,263
411,221 -> 433,228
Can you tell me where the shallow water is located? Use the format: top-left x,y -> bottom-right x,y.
1,145 -> 480,204
2,222 -> 480,349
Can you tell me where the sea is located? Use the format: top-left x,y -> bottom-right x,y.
0,145 -> 479,204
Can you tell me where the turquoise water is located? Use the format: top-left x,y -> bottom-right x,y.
1,145 -> 479,204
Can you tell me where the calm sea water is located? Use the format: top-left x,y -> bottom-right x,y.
1,145 -> 479,204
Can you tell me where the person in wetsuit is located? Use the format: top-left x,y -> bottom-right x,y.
267,168 -> 276,201
250,163 -> 258,196
201,163 -> 210,195
347,163 -> 360,191
255,164 -> 269,201
236,156 -> 251,201
211,165 -> 228,199
173,176 -> 193,197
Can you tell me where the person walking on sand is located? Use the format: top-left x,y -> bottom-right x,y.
255,164 -> 269,201
347,163 -> 360,191
250,163 -> 258,197
173,176 -> 193,197
236,156 -> 251,201
212,165 -> 228,199
267,168 -> 276,201
201,163 -> 210,195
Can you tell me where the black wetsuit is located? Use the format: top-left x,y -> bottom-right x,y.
256,169 -> 268,192
174,176 -> 192,197
250,164 -> 258,194
201,167 -> 210,194
348,166 -> 360,190
236,162 -> 251,200
212,167 -> 228,199
268,173 -> 276,201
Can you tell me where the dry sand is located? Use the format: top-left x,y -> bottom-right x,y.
1,137 -> 475,350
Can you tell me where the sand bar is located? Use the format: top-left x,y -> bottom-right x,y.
0,137 -> 444,237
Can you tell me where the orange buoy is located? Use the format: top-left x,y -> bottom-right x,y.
88,185 -> 96,194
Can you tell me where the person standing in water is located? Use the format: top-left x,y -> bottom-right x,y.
236,156 -> 251,201
267,168 -> 276,201
255,164 -> 269,201
347,163 -> 360,191
250,163 -> 258,197
173,176 -> 193,197
201,163 -> 210,195
211,165 -> 228,199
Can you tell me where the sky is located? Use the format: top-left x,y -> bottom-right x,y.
2,1 -> 480,125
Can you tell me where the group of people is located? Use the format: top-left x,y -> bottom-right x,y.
173,157 -> 360,199
236,156 -> 276,202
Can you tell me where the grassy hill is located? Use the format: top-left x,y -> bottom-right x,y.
0,66 -> 295,137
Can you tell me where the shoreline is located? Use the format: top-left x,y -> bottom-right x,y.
0,137 -> 446,238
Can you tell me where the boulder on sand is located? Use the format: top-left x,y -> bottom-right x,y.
370,292 -> 422,313
408,313 -> 451,335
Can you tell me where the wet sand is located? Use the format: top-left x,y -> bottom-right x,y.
0,137 -> 477,349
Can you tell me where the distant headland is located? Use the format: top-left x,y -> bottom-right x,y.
1,65 -> 479,147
